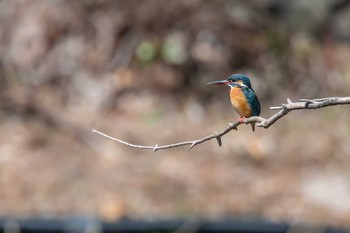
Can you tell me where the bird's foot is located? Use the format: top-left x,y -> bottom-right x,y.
236,116 -> 246,123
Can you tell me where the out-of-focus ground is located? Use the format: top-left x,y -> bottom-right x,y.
1,0 -> 350,228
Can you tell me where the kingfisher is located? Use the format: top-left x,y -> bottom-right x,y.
207,74 -> 261,131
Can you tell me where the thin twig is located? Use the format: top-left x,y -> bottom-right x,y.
93,96 -> 350,151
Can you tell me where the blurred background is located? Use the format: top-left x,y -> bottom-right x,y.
0,0 -> 350,229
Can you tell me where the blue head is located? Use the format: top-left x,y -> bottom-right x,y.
207,74 -> 253,89
226,74 -> 252,89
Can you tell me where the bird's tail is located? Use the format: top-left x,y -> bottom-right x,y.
250,122 -> 255,132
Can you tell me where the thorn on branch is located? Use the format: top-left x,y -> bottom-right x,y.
153,144 -> 159,152
214,132 -> 222,147
189,141 -> 198,150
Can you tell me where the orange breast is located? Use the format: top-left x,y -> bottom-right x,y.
230,87 -> 252,117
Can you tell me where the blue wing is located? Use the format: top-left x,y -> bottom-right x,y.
243,87 -> 261,116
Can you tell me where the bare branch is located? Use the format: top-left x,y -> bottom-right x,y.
92,96 -> 350,151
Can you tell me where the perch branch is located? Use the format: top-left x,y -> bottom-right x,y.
92,96 -> 350,151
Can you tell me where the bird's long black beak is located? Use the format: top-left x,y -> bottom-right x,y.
207,80 -> 228,85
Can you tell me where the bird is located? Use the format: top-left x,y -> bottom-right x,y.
207,74 -> 261,131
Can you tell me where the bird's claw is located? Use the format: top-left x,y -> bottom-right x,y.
237,116 -> 246,123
